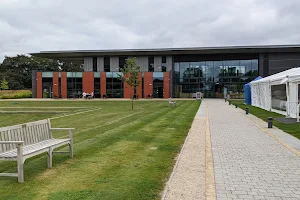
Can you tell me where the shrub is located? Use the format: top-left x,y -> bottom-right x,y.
0,90 -> 32,99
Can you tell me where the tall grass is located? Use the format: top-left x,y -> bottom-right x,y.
0,90 -> 32,99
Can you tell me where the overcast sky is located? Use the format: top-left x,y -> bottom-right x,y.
1,0 -> 300,61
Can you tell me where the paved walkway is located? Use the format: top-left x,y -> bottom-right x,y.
207,99 -> 300,200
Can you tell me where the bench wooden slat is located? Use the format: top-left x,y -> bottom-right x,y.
0,119 -> 74,182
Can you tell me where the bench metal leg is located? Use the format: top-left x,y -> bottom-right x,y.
47,147 -> 53,168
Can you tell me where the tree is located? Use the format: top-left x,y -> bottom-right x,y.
0,54 -> 83,90
0,78 -> 9,90
117,57 -> 141,110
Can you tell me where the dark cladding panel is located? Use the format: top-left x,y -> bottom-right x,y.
174,53 -> 258,62
268,53 -> 300,75
259,54 -> 264,76
263,54 -> 269,77
32,70 -> 37,98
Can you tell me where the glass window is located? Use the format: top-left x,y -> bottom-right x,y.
180,62 -> 189,83
104,57 -> 110,72
174,63 -> 180,72
119,57 -> 127,72
67,77 -> 82,98
240,60 -> 252,77
42,72 -> 53,78
153,72 -> 164,98
206,61 -> 214,83
93,57 -> 97,72
223,60 -> 239,76
94,72 -> 100,78
42,78 -> 53,98
162,63 -> 167,72
190,62 -> 201,78
148,56 -> 154,72
213,61 -> 223,82
75,72 -> 82,77
94,77 -> 100,98
252,59 -> 259,77
106,72 -> 123,98
162,56 -> 166,63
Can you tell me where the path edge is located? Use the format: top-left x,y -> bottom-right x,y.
205,103 -> 216,200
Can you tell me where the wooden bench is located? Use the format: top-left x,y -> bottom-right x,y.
0,119 -> 74,183
168,98 -> 176,107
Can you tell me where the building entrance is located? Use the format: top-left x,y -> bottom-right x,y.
153,87 -> 164,98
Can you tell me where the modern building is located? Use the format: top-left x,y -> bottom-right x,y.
31,45 -> 300,98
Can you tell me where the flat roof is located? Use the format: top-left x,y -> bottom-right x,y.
30,44 -> 300,64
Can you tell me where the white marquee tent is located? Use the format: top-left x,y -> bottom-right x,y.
251,67 -> 300,120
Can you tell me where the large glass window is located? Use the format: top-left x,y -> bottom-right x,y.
153,72 -> 164,98
42,78 -> 52,98
252,59 -> 259,77
106,72 -> 123,98
94,72 -> 100,98
67,73 -> 82,98
173,59 -> 259,98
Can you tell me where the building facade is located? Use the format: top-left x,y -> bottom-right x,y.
31,45 -> 300,98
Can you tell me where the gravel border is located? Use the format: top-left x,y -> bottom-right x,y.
161,101 -> 213,200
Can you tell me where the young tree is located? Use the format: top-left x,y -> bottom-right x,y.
0,78 -> 9,90
117,57 -> 141,110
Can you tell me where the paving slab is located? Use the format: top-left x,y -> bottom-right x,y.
207,99 -> 300,200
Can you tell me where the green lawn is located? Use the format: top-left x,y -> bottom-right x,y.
230,100 -> 300,140
0,100 -> 200,200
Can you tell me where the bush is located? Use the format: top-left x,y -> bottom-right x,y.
0,90 -> 32,99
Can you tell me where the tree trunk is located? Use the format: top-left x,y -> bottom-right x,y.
132,98 -> 133,110
131,88 -> 134,110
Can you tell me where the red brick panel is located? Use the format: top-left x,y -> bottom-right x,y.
123,73 -> 132,98
164,72 -> 170,98
136,72 -> 142,99
83,72 -> 94,93
52,72 -> 59,98
36,72 -> 42,98
101,72 -> 106,97
143,72 -> 153,98
61,72 -> 67,98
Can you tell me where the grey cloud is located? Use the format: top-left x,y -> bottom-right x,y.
1,0 -> 300,61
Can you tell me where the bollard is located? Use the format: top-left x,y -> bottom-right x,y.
229,101 -> 231,105
246,107 -> 249,115
225,98 -> 227,102
235,104 -> 238,108
138,104 -> 141,112
268,117 -> 273,128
